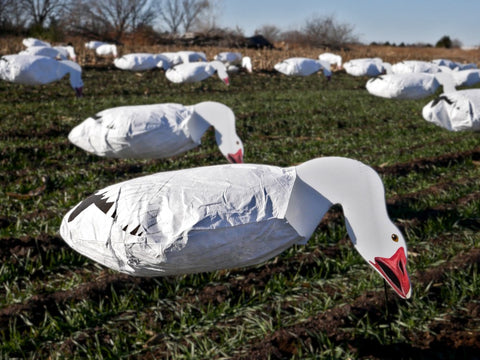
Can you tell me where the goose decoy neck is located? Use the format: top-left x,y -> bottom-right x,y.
291,157 -> 411,299
191,102 -> 243,163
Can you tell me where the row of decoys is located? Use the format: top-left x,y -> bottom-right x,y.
0,38 -> 419,302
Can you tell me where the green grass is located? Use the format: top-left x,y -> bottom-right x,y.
1,67 -> 479,359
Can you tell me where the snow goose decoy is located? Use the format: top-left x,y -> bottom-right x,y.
422,89 -> 480,131
60,156 -> 412,299
68,101 -> 243,162
22,37 -> 51,48
85,41 -> 108,50
274,57 -> 332,79
214,52 -> 253,73
176,50 -> 207,63
95,44 -> 118,58
343,57 -> 386,77
20,45 -> 76,62
450,69 -> 480,87
165,61 -> 229,85
391,60 -> 441,74
114,53 -> 172,71
366,64 -> 456,100
319,52 -> 342,70
0,54 -> 83,97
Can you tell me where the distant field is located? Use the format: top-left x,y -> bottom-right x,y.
0,38 -> 479,359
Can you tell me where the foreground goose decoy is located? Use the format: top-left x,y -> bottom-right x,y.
60,156 -> 411,299
165,61 -> 229,84
274,57 -> 332,79
68,101 -> 243,162
422,89 -> 480,131
0,54 -> 83,97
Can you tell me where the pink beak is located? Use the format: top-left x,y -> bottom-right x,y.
223,77 -> 230,86
227,149 -> 243,163
370,247 -> 411,299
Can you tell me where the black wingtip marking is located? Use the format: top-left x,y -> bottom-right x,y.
431,95 -> 454,107
68,191 -> 114,222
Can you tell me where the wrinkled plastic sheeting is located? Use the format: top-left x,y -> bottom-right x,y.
60,164 -> 301,276
422,90 -> 480,131
366,73 -> 439,99
68,103 -> 198,158
274,58 -> 323,76
343,58 -> 385,77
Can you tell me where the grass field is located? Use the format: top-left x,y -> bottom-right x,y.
1,41 -> 480,359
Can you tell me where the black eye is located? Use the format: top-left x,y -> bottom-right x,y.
391,234 -> 399,242
236,141 -> 239,145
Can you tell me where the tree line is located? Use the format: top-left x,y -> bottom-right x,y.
0,0 -> 216,41
1,0 -> 368,50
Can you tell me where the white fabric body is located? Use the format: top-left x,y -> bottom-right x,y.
214,52 -> 242,65
392,60 -> 441,74
319,52 -> 342,68
0,55 -> 82,89
422,89 -> 480,131
274,57 -> 324,76
23,37 -> 50,48
452,69 -> 480,87
60,164 -> 299,276
165,62 -> 217,83
366,73 -> 440,99
68,103 -> 199,158
20,46 -> 68,60
343,58 -> 385,76
96,44 -> 117,57
114,53 -> 169,71
85,41 -> 108,50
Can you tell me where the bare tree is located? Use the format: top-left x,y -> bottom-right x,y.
19,0 -> 69,27
182,0 -> 210,32
254,24 -> 281,43
0,0 -> 14,26
302,14 -> 358,48
158,0 -> 212,34
158,0 -> 184,34
87,0 -> 157,39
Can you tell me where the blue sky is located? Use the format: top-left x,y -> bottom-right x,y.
217,0 -> 480,47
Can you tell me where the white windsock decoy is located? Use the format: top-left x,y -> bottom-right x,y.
20,45 -> 76,62
22,37 -> 51,48
319,52 -> 342,69
68,101 -> 243,162
214,52 -> 252,73
391,60 -> 441,74
0,54 -> 83,97
176,50 -> 207,63
422,89 -> 480,131
343,58 -> 386,77
95,44 -> 118,57
113,53 -> 172,71
160,52 -> 183,67
165,61 -> 229,85
85,41 -> 108,50
451,69 -> 480,87
366,65 -> 456,100
274,57 -> 332,79
60,156 -> 412,299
